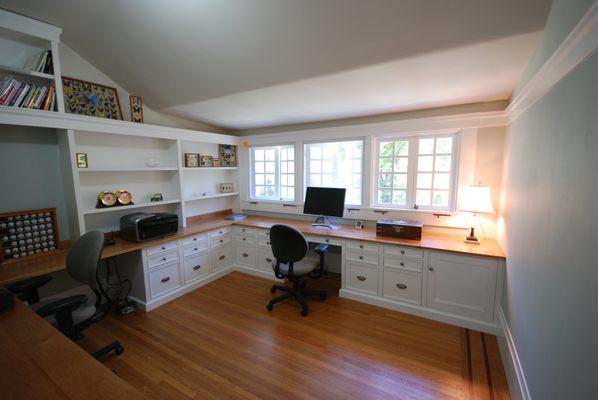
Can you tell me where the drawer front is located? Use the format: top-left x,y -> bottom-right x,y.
211,233 -> 232,249
345,249 -> 379,266
183,241 -> 209,258
211,246 -> 233,271
235,233 -> 256,245
384,245 -> 424,260
235,244 -> 257,267
209,226 -> 231,238
234,226 -> 256,235
183,252 -> 211,283
306,235 -> 342,246
384,255 -> 423,272
346,240 -> 380,253
149,262 -> 181,299
257,237 -> 271,248
256,229 -> 270,239
257,248 -> 275,270
345,263 -> 379,296
382,269 -> 422,305
146,240 -> 178,256
181,233 -> 208,247
147,248 -> 179,270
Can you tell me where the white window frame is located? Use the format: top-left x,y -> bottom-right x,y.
249,143 -> 296,202
303,138 -> 365,207
373,131 -> 460,211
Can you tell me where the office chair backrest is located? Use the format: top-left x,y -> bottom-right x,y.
269,224 -> 308,263
66,231 -> 104,290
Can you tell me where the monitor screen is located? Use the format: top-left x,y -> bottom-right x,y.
303,187 -> 346,217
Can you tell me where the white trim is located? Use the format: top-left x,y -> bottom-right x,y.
507,1 -> 598,122
0,8 -> 62,41
497,306 -> 531,400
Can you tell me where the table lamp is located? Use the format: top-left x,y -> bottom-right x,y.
459,185 -> 495,244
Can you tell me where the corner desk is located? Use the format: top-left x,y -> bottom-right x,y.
0,214 -> 505,333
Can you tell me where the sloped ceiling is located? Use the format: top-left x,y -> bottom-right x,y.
0,0 -> 551,130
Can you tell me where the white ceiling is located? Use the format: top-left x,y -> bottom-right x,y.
0,0 -> 551,130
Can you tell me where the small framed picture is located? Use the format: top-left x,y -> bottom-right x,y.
355,220 -> 364,230
212,158 -> 221,167
76,153 -> 88,168
129,95 -> 143,123
185,153 -> 199,167
200,155 -> 213,167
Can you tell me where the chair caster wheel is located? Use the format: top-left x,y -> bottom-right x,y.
320,293 -> 327,300
266,303 -> 273,311
270,286 -> 276,293
115,345 -> 124,355
301,309 -> 308,317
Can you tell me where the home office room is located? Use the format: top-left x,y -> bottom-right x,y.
0,1 -> 596,399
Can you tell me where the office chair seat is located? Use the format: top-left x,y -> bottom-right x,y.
272,258 -> 318,276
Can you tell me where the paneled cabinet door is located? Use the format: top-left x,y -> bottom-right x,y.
426,252 -> 498,321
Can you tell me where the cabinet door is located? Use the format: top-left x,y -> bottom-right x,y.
426,252 -> 498,321
235,244 -> 257,267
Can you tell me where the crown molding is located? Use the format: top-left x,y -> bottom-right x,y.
507,1 -> 598,123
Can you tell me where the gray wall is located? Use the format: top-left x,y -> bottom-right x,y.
0,125 -> 71,240
499,46 -> 597,399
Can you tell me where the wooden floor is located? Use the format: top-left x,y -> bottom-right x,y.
80,272 -> 509,400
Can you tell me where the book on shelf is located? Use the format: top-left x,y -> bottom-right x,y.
0,75 -> 56,110
23,50 -> 53,74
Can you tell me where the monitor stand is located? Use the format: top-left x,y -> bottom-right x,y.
311,216 -> 341,230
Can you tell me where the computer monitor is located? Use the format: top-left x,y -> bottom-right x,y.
303,187 -> 346,229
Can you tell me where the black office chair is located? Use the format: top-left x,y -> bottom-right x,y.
267,224 -> 328,316
8,231 -> 124,359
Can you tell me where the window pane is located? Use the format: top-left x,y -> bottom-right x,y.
255,149 -> 265,161
286,148 -> 294,161
379,174 -> 392,188
287,161 -> 294,172
255,174 -> 264,185
432,191 -> 449,206
392,190 -> 406,205
281,162 -> 288,173
435,155 -> 451,172
256,186 -> 265,196
352,174 -> 361,188
280,187 -> 289,200
281,175 -> 287,186
265,149 -> 276,161
353,159 -> 361,173
322,174 -> 334,186
378,189 -> 391,204
435,137 -> 452,153
419,138 -> 434,154
394,140 -> 409,156
255,162 -> 264,173
433,173 -> 450,189
380,141 -> 393,157
416,190 -> 431,206
310,160 -> 321,173
251,145 -> 295,202
266,186 -> 276,197
418,156 -> 433,171
309,174 -> 321,185
379,158 -> 392,172
265,162 -> 276,173
417,173 -> 432,189
394,157 -> 408,173
311,146 -> 321,159
322,160 -> 333,173
265,174 -> 276,185
393,173 -> 407,189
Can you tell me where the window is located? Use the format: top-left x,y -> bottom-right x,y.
250,145 -> 295,201
376,133 -> 458,210
304,140 -> 363,205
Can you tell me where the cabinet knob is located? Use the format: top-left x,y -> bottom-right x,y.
219,255 -> 225,260
193,265 -> 201,270
396,283 -> 407,290
356,275 -> 366,281
242,238 -> 246,241
266,258 -> 272,263
400,262 -> 404,266
400,249 -> 405,255
219,239 -> 223,243
325,239 -> 330,243
193,248 -> 198,251
428,266 -> 434,271
359,244 -> 364,249
161,246 -> 166,250
161,257 -> 167,261
242,253 -> 249,257
161,277 -> 170,283
359,256 -> 364,260
193,238 -> 197,241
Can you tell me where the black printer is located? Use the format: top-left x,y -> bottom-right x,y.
120,212 -> 178,243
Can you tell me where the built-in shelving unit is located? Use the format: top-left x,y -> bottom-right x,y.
81,199 -> 181,215
79,167 -> 179,173
185,192 -> 239,202
0,64 -> 55,80
182,167 -> 238,171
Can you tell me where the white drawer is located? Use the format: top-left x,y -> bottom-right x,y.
235,233 -> 256,245
209,226 -> 231,238
345,263 -> 379,296
211,233 -> 232,249
384,255 -> 423,272
182,241 -> 208,258
257,229 -> 270,239
147,248 -> 179,269
183,252 -> 210,283
384,245 -> 424,260
235,244 -> 256,267
211,246 -> 233,271
257,237 -> 271,248
234,226 -> 256,235
345,249 -> 379,266
346,240 -> 380,253
146,240 -> 178,256
149,262 -> 181,299
257,247 -> 275,270
382,269 -> 422,305
306,235 -> 342,246
181,233 -> 207,246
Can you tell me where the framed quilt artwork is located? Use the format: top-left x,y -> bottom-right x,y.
130,95 -> 143,123
62,76 -> 123,120
219,144 -> 237,167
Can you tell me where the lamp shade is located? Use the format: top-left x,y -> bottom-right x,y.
460,185 -> 495,214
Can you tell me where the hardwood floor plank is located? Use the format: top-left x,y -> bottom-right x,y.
484,334 -> 511,400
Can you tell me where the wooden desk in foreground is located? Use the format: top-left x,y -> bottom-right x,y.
0,300 -> 143,400
0,214 -> 505,285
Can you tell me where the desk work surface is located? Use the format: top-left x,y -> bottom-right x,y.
0,214 -> 504,285
0,299 -> 144,400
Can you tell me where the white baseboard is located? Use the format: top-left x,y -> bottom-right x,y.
234,264 -> 279,280
339,288 -> 499,334
497,306 -> 530,400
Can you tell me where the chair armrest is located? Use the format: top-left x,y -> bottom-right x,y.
36,295 -> 88,318
7,275 -> 52,304
314,243 -> 329,254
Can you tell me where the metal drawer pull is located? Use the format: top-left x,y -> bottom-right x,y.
193,265 -> 201,271
359,244 -> 364,249
428,266 -> 434,271
161,257 -> 167,261
242,238 -> 246,241
396,283 -> 407,290
266,258 -> 272,263
356,275 -> 366,281
400,249 -> 405,255
193,238 -> 197,241
325,239 -> 330,243
400,262 -> 404,266
193,248 -> 198,251
161,246 -> 166,250
219,239 -> 223,243
219,255 -> 226,260
242,253 -> 249,257
242,228 -> 246,232
161,277 -> 170,283
359,256 -> 364,260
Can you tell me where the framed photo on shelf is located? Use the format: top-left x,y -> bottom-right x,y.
76,153 -> 88,168
199,155 -> 213,167
129,95 -> 143,123
212,158 -> 221,167
62,76 -> 123,120
219,144 -> 237,167
184,153 -> 199,167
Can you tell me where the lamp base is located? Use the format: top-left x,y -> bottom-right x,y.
464,227 -> 480,244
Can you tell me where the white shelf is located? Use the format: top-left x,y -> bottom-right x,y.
0,64 -> 55,80
78,167 -> 179,173
185,192 -> 239,202
182,167 -> 237,171
82,199 -> 181,215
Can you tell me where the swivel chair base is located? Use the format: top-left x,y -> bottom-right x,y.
267,279 -> 326,316
92,341 -> 125,359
